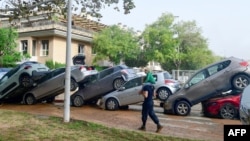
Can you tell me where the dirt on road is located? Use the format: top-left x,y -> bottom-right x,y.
0,101 -> 241,141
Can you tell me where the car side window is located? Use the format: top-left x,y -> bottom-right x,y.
99,68 -> 114,79
189,70 -> 208,86
124,77 -> 141,89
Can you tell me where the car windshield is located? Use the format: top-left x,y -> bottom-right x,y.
0,65 -> 20,81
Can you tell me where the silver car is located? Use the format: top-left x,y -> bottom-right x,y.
239,85 -> 250,125
153,71 -> 180,101
71,65 -> 137,107
163,57 -> 250,116
98,76 -> 145,110
0,61 -> 49,102
0,68 -> 12,79
22,66 -> 97,105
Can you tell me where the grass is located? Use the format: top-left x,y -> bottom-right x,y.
0,109 -> 201,141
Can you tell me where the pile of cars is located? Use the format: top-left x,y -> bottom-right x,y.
162,56 -> 250,119
97,71 -> 180,110
2,56 -> 249,122
0,55 -> 97,104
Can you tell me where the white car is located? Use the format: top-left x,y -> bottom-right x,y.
0,68 -> 12,79
0,61 -> 49,101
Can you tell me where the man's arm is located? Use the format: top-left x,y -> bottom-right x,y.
142,90 -> 148,98
138,89 -> 148,98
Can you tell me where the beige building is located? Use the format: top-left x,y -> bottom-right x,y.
0,13 -> 106,66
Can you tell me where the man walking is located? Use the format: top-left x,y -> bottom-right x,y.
138,84 -> 163,133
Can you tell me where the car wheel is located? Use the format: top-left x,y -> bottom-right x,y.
113,78 -> 125,90
19,74 -> 33,88
106,98 -> 119,110
232,74 -> 250,91
46,97 -> 55,103
174,101 -> 191,116
70,78 -> 78,91
219,103 -> 237,119
72,95 -> 84,107
25,94 -> 36,105
157,87 -> 171,101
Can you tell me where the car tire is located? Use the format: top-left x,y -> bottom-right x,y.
219,103 -> 237,119
113,78 -> 125,90
174,101 -> 191,116
25,94 -> 36,105
70,78 -> 78,91
232,74 -> 250,91
157,87 -> 171,101
72,95 -> 84,107
46,97 -> 55,103
19,74 -> 33,88
106,98 -> 119,110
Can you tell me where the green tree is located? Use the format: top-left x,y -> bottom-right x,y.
0,27 -> 22,67
0,0 -> 135,22
141,13 -> 219,71
93,25 -> 139,65
168,20 -> 219,70
141,13 -> 177,65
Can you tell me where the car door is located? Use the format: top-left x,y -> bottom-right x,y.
98,67 -> 116,93
183,69 -> 216,104
207,61 -> 232,92
0,66 -> 20,99
32,68 -> 65,99
80,74 -> 100,100
118,77 -> 144,106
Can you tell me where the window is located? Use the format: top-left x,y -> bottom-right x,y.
40,40 -> 49,56
78,44 -> 84,54
32,40 -> 37,56
21,40 -> 28,55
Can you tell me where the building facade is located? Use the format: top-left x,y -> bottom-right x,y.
0,14 -> 106,66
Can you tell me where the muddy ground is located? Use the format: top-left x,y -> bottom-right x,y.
0,101 -> 241,141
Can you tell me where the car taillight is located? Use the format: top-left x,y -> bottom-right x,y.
165,79 -> 175,84
240,61 -> 249,67
79,66 -> 87,71
24,66 -> 32,69
121,70 -> 128,74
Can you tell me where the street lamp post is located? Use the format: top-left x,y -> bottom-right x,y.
64,0 -> 72,123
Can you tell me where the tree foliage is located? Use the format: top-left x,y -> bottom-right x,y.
0,28 -> 18,56
0,28 -> 22,67
92,25 -> 139,65
0,0 -> 135,22
142,13 -> 219,71
141,13 -> 176,64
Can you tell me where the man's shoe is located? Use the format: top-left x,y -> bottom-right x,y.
156,125 -> 163,133
138,126 -> 146,131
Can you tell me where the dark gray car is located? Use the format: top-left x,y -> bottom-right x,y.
239,85 -> 250,125
163,57 -> 250,116
71,65 -> 137,107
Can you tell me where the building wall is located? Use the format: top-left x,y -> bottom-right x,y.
17,36 -> 94,66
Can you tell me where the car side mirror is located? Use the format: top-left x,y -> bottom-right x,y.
184,84 -> 190,89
